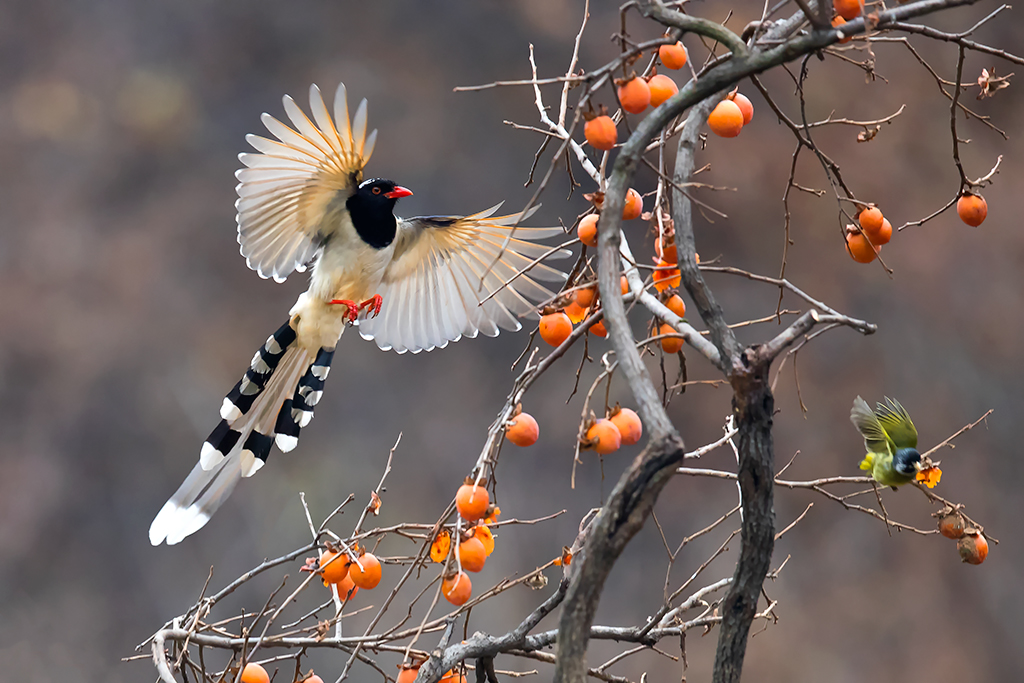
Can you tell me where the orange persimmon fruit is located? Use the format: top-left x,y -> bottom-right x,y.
708,100 -> 744,138
610,408 -> 643,446
845,230 -> 878,263
334,571 -> 359,601
584,115 -> 617,151
457,536 -> 487,573
586,418 -> 622,454
872,218 -> 892,245
473,525 -> 495,556
397,666 -> 420,683
575,285 -> 596,308
659,323 -> 684,353
539,311 -> 573,347
665,293 -> 686,318
623,188 -> 643,220
938,510 -> 966,540
617,76 -> 651,114
506,411 -> 539,447
859,206 -> 884,234
349,553 -> 382,590
240,663 -> 270,683
456,483 -> 490,522
577,214 -> 599,247
648,74 -> 678,107
831,16 -> 852,43
590,319 -> 608,338
442,571 -> 472,606
430,529 -> 451,563
834,0 -> 863,20
564,300 -> 588,324
729,92 -> 754,125
659,42 -> 688,69
957,531 -> 989,565
656,236 -> 678,264
319,550 -> 351,585
957,193 -> 987,226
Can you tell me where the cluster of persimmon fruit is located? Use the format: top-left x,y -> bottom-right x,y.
239,663 -> 325,683
583,40 -> 688,152
579,404 -> 645,455
303,541 -> 383,606
935,505 -> 990,565
567,207 -> 689,357
845,205 -> 893,264
707,90 -> 754,138
846,194 -> 988,263
431,479 -> 500,608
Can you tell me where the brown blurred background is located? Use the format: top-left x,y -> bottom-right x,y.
1,1 -> 1022,681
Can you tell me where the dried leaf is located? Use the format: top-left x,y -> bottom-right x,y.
368,491 -> 382,516
977,67 -> 1012,99
857,126 -> 879,143
525,573 -> 549,590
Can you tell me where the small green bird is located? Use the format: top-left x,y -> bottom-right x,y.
850,396 -> 922,488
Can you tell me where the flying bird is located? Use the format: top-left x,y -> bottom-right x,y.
850,396 -> 922,489
150,83 -> 568,545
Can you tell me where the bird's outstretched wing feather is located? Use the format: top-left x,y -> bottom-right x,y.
235,83 -> 377,282
875,397 -> 918,449
358,204 -> 570,354
850,396 -> 894,455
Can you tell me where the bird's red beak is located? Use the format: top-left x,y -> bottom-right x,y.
384,186 -> 413,199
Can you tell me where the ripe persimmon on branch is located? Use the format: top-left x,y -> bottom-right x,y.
140,1 -> 1016,683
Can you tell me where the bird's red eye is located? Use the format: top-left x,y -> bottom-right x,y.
372,186 -> 381,195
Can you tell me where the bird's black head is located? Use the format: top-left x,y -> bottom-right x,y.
346,178 -> 413,249
893,447 -> 922,476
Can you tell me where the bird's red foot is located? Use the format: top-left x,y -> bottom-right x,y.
362,294 -> 383,319
329,299 -> 361,323
329,295 -> 383,323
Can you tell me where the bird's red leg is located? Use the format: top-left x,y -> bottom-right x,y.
359,294 -> 383,319
329,295 -> 383,321
328,299 -> 361,323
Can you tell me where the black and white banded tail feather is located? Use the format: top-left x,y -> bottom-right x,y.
149,322 -> 337,546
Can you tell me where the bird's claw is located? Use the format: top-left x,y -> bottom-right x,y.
330,294 -> 383,323
330,299 -> 362,323
363,294 -> 383,319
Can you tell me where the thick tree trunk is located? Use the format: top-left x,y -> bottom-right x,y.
713,352 -> 776,683
553,433 -> 685,683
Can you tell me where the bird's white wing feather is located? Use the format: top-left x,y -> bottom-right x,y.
358,205 -> 570,354
235,83 -> 377,282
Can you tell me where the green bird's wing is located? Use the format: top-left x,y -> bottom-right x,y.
850,396 -> 894,455
875,397 -> 918,449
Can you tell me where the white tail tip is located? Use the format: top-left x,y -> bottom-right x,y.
221,397 -> 243,421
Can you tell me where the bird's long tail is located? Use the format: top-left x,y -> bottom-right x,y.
149,321 -> 336,545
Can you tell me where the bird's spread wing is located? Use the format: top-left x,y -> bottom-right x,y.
235,83 -> 378,282
850,396 -> 894,455
357,204 -> 570,353
875,397 -> 918,449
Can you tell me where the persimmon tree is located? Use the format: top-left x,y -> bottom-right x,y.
139,1 -> 1016,682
